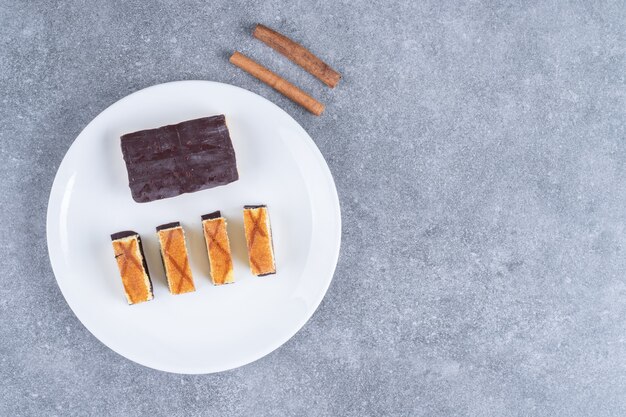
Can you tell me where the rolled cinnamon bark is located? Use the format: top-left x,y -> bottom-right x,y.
229,51 -> 325,116
253,24 -> 341,88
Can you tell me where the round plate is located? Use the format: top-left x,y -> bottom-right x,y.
46,81 -> 341,374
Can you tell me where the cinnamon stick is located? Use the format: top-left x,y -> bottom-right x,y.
229,51 -> 325,116
253,24 -> 341,88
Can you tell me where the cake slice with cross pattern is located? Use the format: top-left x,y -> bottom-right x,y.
243,205 -> 276,276
110,231 -> 154,305
201,211 -> 235,285
156,222 -> 195,295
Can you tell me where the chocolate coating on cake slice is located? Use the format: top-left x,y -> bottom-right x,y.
110,230 -> 138,241
201,211 -> 222,221
120,115 -> 239,203
156,221 -> 181,232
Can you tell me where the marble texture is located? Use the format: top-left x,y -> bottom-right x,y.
1,0 -> 625,415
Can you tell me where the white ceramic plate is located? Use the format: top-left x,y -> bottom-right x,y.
46,81 -> 341,374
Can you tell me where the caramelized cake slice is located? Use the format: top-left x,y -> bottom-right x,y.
243,205 -> 276,276
201,211 -> 235,285
110,231 -> 154,305
156,222 -> 195,295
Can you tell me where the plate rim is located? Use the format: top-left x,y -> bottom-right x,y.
46,80 -> 342,374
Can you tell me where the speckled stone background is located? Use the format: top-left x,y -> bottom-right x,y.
2,0 -> 625,415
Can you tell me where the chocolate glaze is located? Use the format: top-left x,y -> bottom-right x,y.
135,234 -> 153,297
201,211 -> 222,221
243,204 -> 267,209
110,230 -> 138,241
156,221 -> 181,232
120,115 -> 239,203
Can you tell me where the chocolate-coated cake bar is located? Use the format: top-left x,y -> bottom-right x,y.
156,222 -> 195,295
121,115 -> 239,203
243,205 -> 276,276
201,211 -> 235,285
110,231 -> 154,305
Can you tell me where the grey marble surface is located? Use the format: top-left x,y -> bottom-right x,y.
2,0 -> 625,416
